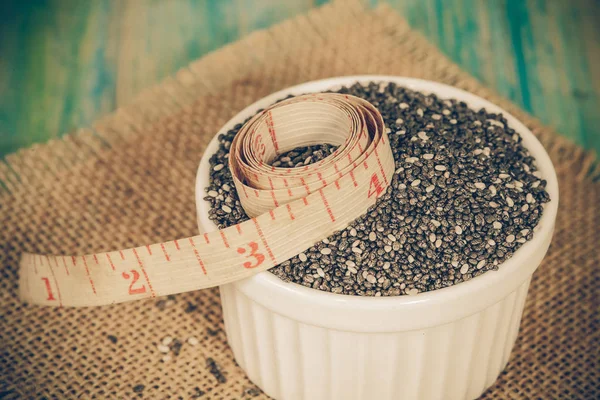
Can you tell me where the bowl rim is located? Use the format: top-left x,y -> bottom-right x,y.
195,75 -> 559,321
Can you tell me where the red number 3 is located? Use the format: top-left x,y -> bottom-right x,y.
237,241 -> 265,269
122,270 -> 147,295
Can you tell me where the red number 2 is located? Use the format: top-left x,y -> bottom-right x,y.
41,277 -> 56,301
122,270 -> 147,295
368,173 -> 384,198
237,242 -> 265,269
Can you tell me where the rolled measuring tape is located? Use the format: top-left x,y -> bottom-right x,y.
19,94 -> 395,307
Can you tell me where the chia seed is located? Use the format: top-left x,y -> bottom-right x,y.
206,357 -> 227,383
205,82 -> 550,296
133,385 -> 145,393
157,344 -> 169,353
171,339 -> 183,356
184,302 -> 198,313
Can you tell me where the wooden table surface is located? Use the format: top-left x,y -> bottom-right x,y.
1,0 -> 598,157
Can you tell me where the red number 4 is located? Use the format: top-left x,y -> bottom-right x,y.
368,173 -> 384,198
237,242 -> 265,269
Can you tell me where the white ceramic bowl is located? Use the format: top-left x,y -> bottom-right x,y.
195,76 -> 559,400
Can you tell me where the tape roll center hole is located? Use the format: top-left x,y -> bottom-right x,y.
266,142 -> 340,168
260,106 -> 351,168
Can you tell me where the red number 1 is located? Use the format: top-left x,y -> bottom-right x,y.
41,277 -> 56,301
368,173 -> 384,198
237,242 -> 265,269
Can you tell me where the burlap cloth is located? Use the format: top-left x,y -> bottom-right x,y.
1,2 -> 598,399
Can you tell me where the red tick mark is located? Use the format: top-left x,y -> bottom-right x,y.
188,238 -> 207,275
349,170 -> 358,187
374,147 -> 389,185
220,231 -> 230,248
160,243 -> 170,261
286,204 -> 295,220
81,256 -> 97,295
266,111 -> 279,151
317,172 -> 327,186
252,218 -> 276,263
319,189 -> 335,222
62,256 -> 69,275
132,248 -> 156,297
300,177 -> 310,196
106,253 -> 116,271
334,163 -> 343,179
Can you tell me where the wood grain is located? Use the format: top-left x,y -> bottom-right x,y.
1,0 -> 598,156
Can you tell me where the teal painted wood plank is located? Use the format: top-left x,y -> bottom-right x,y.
0,0 -> 599,158
553,0 -> 600,153
506,0 -> 535,111
386,0 -> 600,153
483,2 -> 522,102
0,0 -> 118,155
107,0 -> 317,107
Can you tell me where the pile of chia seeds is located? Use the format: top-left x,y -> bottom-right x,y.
271,144 -> 337,168
204,82 -> 550,296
